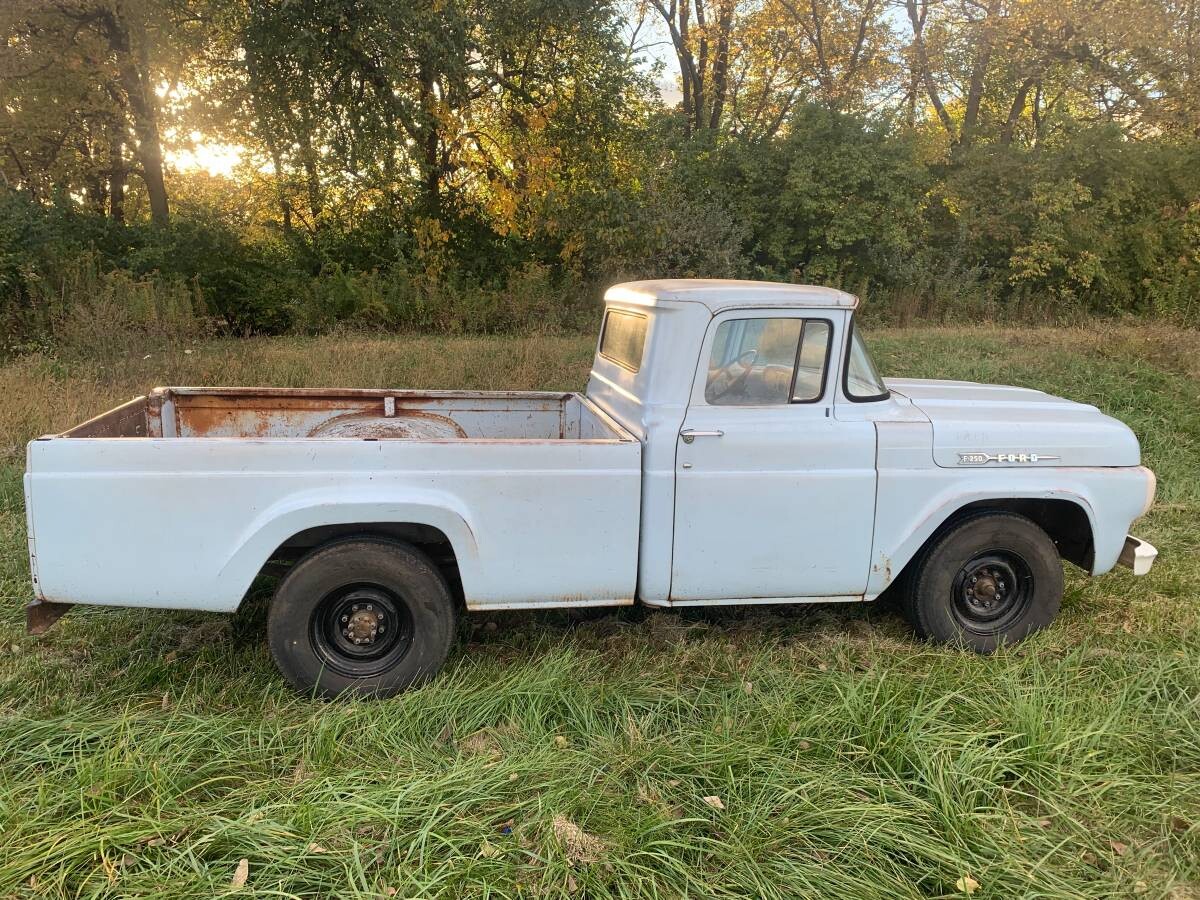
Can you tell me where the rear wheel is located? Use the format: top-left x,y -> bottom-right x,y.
268,537 -> 457,699
903,512 -> 1063,652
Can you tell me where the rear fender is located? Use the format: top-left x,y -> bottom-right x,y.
219,488 -> 479,611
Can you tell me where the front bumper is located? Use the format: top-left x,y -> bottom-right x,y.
1117,536 -> 1158,576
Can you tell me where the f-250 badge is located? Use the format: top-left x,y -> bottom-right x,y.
958,452 -> 1061,465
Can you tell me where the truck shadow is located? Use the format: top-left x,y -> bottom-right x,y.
456,593 -> 914,656
184,580 -> 919,695
228,574 -> 914,657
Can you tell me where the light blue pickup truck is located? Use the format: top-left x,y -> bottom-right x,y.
24,280 -> 1157,697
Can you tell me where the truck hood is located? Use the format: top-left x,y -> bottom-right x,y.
885,378 -> 1141,468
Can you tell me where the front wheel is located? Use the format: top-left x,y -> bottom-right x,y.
268,537 -> 457,699
903,512 -> 1063,652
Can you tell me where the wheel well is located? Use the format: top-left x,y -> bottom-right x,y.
260,522 -> 464,602
912,498 -> 1095,575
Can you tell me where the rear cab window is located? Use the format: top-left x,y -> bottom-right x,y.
598,309 -> 647,372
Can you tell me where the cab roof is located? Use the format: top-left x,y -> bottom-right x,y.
604,279 -> 858,312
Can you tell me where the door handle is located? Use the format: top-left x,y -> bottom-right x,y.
680,428 -> 724,444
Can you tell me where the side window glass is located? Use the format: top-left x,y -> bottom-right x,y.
791,321 -> 831,401
844,321 -> 889,400
705,318 -> 802,405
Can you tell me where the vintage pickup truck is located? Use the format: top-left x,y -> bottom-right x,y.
23,280 -> 1158,697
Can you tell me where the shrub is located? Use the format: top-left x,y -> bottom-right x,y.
932,127 -> 1200,320
680,106 -> 931,289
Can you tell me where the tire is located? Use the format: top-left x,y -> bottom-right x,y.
267,537 -> 457,699
902,512 -> 1063,653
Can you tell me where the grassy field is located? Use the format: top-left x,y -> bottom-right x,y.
0,325 -> 1196,898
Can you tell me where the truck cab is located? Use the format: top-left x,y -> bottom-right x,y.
588,280 -> 1155,609
24,279 -> 1158,698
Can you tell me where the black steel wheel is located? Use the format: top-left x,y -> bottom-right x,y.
268,537 -> 457,699
903,512 -> 1063,652
309,585 -> 414,678
950,552 -> 1034,634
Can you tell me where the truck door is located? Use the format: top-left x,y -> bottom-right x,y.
670,309 -> 877,601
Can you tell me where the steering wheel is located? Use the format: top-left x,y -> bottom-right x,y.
707,349 -> 758,401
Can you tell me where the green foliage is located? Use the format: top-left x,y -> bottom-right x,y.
3,0 -> 1200,340
931,128 -> 1200,318
0,193 -> 293,341
554,176 -> 750,281
690,105 -> 931,285
5,111 -> 1200,345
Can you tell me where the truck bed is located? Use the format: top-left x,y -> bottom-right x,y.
62,387 -> 628,442
27,387 -> 641,613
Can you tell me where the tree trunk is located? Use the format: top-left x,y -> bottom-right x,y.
4,145 -> 36,199
999,77 -> 1036,145
268,144 -> 291,233
650,0 -> 704,135
707,0 -> 732,129
107,127 -> 125,222
117,58 -> 169,226
245,44 -> 292,233
298,132 -> 323,222
960,0 -> 1001,148
694,0 -> 709,130
680,3 -> 701,133
78,136 -> 107,213
417,64 -> 442,216
905,0 -> 955,137
1031,80 -> 1044,148
99,6 -> 169,225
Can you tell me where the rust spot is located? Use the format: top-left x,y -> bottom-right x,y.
65,387 -> 591,442
175,392 -> 385,437
872,555 -> 893,585
310,410 -> 467,440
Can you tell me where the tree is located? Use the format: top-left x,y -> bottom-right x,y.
900,0 -> 1200,149
645,0 -> 900,137
645,0 -> 737,134
231,0 -> 646,244
0,0 -> 214,226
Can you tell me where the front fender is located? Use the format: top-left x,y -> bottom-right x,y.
218,487 -> 479,612
866,466 -> 1151,597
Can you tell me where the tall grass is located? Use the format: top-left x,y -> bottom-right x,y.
0,326 -> 1196,897
2,254 -> 210,358
289,263 -> 599,335
7,251 -> 1197,363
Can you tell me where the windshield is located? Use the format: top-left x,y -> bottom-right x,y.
844,321 -> 888,400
